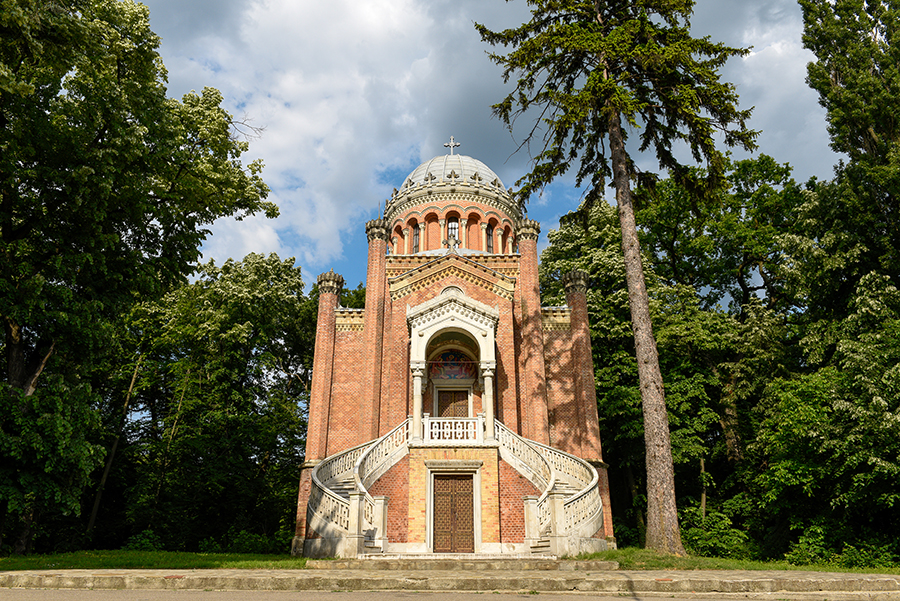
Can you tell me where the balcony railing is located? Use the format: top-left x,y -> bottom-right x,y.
420,413 -> 485,445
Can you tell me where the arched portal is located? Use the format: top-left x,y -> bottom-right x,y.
407,286 -> 499,441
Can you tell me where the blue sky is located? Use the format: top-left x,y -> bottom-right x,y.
140,0 -> 840,290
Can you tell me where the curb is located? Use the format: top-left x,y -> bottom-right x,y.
2,568 -> 900,598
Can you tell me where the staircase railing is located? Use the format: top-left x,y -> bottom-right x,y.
495,421 -> 554,534
354,418 -> 411,541
528,439 -> 603,540
308,441 -> 372,535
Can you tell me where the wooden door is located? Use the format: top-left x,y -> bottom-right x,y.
437,390 -> 468,417
433,474 -> 474,553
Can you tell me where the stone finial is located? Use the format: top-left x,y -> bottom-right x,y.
365,218 -> 390,242
317,269 -> 345,296
517,218 -> 541,241
562,269 -> 589,295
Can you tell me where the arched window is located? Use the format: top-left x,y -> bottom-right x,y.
447,217 -> 459,242
413,225 -> 420,253
486,225 -> 494,253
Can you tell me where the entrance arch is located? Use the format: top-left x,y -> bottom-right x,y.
407,286 -> 499,441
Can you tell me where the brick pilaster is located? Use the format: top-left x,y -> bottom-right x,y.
307,270 -> 343,461
517,219 -> 550,444
564,269 -> 603,462
361,219 -> 390,442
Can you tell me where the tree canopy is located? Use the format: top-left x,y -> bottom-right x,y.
478,0 -> 756,554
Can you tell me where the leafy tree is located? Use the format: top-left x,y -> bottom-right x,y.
0,0 -> 275,394
0,0 -> 274,553
797,0 -> 900,315
478,0 -> 756,553
92,254 -> 310,551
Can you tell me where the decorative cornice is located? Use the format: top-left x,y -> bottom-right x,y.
562,269 -> 589,295
517,218 -> 541,241
541,307 -> 571,331
365,218 -> 390,242
317,269 -> 344,296
335,308 -> 364,332
385,187 -> 523,227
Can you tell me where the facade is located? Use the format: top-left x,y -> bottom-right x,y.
292,150 -> 615,557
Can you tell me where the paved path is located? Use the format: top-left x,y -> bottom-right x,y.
2,568 -> 900,599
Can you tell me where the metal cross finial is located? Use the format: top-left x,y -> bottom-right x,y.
444,136 -> 460,155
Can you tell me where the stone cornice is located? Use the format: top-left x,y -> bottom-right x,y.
541,306 -> 571,331
385,184 -> 522,226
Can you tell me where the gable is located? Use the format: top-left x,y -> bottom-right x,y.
389,252 -> 516,301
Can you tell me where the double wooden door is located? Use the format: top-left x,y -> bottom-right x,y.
437,390 -> 468,418
433,474 -> 474,553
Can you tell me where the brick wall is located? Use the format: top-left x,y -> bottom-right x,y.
543,329 -> 583,456
498,458 -> 540,543
328,330 -> 365,453
368,454 -> 410,543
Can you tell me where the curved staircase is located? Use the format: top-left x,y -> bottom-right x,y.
303,417 -> 607,558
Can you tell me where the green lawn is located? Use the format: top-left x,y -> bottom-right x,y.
0,550 -> 307,571
2,547 -> 898,574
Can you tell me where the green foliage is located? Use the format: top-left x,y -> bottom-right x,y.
122,529 -> 162,552
0,377 -> 104,553
0,0 -> 275,391
476,0 -> 756,206
95,253 -> 310,551
680,507 -> 750,559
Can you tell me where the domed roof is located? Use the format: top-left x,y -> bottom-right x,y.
404,154 -> 504,189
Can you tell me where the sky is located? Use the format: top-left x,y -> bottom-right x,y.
139,0 -> 841,289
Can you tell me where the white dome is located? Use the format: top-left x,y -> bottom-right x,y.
404,154 -> 504,189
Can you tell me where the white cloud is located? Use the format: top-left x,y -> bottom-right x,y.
142,0 -> 842,286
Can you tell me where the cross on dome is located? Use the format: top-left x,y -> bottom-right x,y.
444,136 -> 460,155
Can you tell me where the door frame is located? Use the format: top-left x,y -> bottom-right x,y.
424,459 -> 483,553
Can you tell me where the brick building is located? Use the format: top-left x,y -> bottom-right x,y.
292,147 -> 615,557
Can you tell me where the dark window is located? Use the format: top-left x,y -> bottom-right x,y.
413,225 -> 420,253
448,218 -> 459,241
486,225 -> 494,253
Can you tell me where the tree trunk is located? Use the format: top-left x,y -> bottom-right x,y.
4,317 -> 26,390
608,107 -> 685,555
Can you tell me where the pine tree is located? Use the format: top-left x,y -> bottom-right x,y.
477,0 -> 756,554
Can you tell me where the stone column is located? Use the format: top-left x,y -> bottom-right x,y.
439,219 -> 446,247
460,218 -> 468,249
419,222 -> 427,252
481,362 -> 496,441
411,362 -> 425,442
480,222 -> 488,252
403,228 -> 410,254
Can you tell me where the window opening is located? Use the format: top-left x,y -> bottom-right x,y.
486,225 -> 494,253
413,225 -> 420,253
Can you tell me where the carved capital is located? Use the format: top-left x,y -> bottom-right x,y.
562,269 -> 589,295
317,269 -> 345,296
365,218 -> 390,242
517,218 -> 540,241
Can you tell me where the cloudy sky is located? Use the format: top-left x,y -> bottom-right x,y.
140,0 -> 841,288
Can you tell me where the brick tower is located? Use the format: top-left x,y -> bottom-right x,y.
292,147 -> 614,557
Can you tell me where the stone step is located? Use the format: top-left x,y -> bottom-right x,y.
306,557 -> 619,571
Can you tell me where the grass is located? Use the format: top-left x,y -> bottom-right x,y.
2,547 -> 898,574
579,547 -> 900,575
0,550 -> 307,571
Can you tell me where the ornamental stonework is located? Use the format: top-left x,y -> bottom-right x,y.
317,269 -> 345,295
562,269 -> 589,294
541,307 -> 571,331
